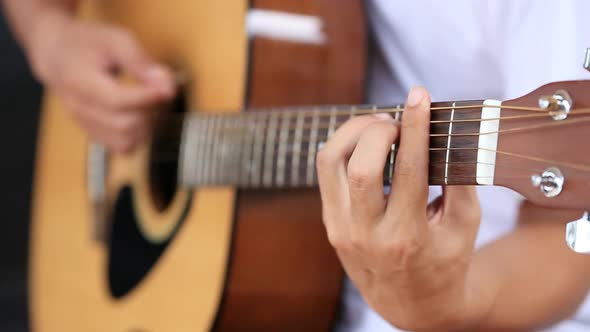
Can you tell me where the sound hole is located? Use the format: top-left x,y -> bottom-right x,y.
149,88 -> 186,212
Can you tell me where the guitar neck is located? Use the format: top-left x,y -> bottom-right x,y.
178,100 -> 501,189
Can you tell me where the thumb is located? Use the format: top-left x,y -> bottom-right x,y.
104,31 -> 175,97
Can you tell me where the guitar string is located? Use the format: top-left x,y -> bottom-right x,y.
182,160 -> 557,184
285,150 -> 590,173
161,143 -> 590,180
175,141 -> 590,173
179,102 -> 558,126
186,108 -> 590,133
186,103 -> 546,118
158,110 -> 590,148
279,110 -> 590,142
154,105 -> 590,175
162,107 -> 590,142
160,131 -> 590,174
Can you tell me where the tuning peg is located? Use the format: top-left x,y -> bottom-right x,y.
530,167 -> 564,198
538,90 -> 573,120
584,48 -> 590,72
566,212 -> 590,254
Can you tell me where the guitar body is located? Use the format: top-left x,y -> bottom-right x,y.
31,1 -> 366,331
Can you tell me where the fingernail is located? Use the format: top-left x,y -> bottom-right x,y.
373,112 -> 391,120
145,65 -> 167,80
407,86 -> 425,107
145,66 -> 175,96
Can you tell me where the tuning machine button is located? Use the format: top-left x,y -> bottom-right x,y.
566,212 -> 590,254
538,90 -> 573,121
530,167 -> 564,198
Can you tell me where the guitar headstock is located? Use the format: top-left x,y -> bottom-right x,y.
496,79 -> 590,210
492,76 -> 590,253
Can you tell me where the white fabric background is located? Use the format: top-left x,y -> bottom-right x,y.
339,1 -> 590,331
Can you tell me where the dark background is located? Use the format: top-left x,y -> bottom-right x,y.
0,10 -> 41,332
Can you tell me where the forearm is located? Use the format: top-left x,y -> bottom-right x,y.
465,203 -> 590,331
1,0 -> 77,54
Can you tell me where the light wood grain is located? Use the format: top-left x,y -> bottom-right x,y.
30,0 -> 247,330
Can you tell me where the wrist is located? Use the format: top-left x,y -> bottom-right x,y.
24,8 -> 74,81
450,264 -> 498,331
402,266 -> 497,332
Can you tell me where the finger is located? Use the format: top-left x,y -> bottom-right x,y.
103,28 -> 176,96
316,114 -> 390,242
317,113 -> 392,230
63,96 -> 148,153
387,86 -> 431,219
65,65 -> 169,112
347,120 -> 399,225
441,186 -> 481,229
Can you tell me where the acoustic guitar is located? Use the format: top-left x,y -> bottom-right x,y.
31,0 -> 590,331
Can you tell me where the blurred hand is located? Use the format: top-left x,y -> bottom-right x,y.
28,13 -> 175,153
316,87 -> 483,331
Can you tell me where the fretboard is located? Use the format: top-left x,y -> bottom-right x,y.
178,101 -> 495,189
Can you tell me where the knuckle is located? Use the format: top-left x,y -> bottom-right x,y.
61,74 -> 79,91
110,28 -> 135,45
327,231 -> 350,251
370,120 -> 395,131
113,137 -> 134,154
347,165 -> 377,192
114,117 -> 137,136
348,231 -> 370,252
106,93 -> 126,110
379,237 -> 422,259
316,148 -> 337,173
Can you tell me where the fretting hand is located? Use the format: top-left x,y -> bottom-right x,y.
26,11 -> 175,153
316,87 -> 488,331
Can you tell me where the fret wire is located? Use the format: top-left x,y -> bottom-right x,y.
349,105 -> 357,119
220,116 -> 230,185
307,110 -> 320,186
240,113 -> 255,187
263,112 -> 279,187
192,116 -> 204,186
328,107 -> 337,137
205,116 -> 214,186
230,116 -> 241,185
219,116 -> 230,185
444,102 -> 456,185
219,116 -> 229,185
251,112 -> 265,187
201,115 -> 214,186
276,111 -> 291,187
291,111 -> 305,186
385,104 -> 403,184
178,115 -> 194,185
211,115 -> 223,185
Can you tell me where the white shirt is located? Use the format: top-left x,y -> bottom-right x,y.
340,1 -> 590,331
